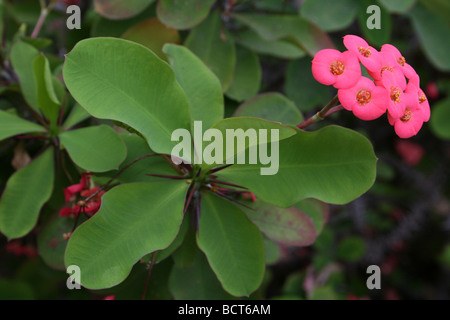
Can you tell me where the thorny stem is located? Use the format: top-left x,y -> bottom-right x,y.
161,154 -> 187,174
297,95 -> 342,129
141,251 -> 158,300
84,153 -> 158,203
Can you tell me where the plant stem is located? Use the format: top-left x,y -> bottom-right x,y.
141,251 -> 157,300
31,2 -> 54,39
84,153 -> 158,203
297,95 -> 343,130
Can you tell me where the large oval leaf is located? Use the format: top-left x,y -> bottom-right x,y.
243,199 -> 318,247
59,125 -> 127,172
197,117 -> 297,170
185,9 -> 236,92
163,44 -> 224,131
197,192 -> 265,297
157,0 -> 215,30
63,37 -> 191,155
0,110 -> 46,141
233,29 -> 306,60
409,2 -> 450,71
169,251 -> 236,300
300,0 -> 358,32
0,147 -> 54,240
64,181 -> 189,289
233,93 -> 304,125
218,126 -> 377,207
94,0 -> 156,19
225,46 -> 261,102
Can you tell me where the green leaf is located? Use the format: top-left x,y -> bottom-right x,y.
357,0 -> 392,47
233,29 -> 306,59
294,199 -> 329,235
37,216 -> 74,271
65,181 -> 189,289
199,117 -> 297,170
243,199 -> 318,247
163,44 -> 224,131
93,0 -> 156,19
218,126 -> 377,207
172,223 -> 199,269
233,93 -> 304,125
63,37 -> 191,155
0,279 -> 34,300
284,57 -> 333,112
185,9 -> 236,92
169,251 -> 236,300
142,213 -> 189,263
336,236 -> 366,262
409,2 -> 450,71
33,54 -> 61,125
121,18 -> 180,61
107,133 -> 179,184
62,103 -> 90,130
0,110 -> 46,141
157,0 -> 215,30
300,0 -> 358,32
378,0 -> 417,13
197,192 -> 265,297
430,98 -> 450,139
59,125 -> 127,173
10,40 -> 40,111
264,237 -> 282,266
232,13 -> 335,56
225,46 -> 261,102
0,147 -> 54,240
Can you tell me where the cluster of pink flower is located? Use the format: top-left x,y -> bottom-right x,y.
311,35 -> 430,138
59,173 -> 104,218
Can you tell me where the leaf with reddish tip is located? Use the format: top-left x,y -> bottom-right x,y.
243,199 -> 318,247
121,18 -> 180,61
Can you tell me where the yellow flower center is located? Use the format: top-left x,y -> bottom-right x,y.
358,46 -> 371,58
397,56 -> 406,66
380,66 -> 394,77
390,87 -> 402,104
356,89 -> 372,105
400,109 -> 413,122
419,93 -> 427,104
330,60 -> 345,75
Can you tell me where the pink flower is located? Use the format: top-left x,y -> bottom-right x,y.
311,49 -> 361,89
388,93 -> 424,138
394,140 -> 424,166
381,44 -> 418,84
343,35 -> 381,72
369,50 -> 407,90
405,82 -> 430,122
338,76 -> 388,120
381,71 -> 406,119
